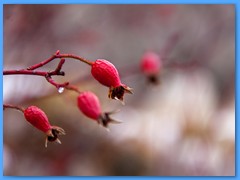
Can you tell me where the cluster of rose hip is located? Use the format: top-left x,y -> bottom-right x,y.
3,50 -> 161,147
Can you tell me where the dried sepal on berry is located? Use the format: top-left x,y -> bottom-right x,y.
24,106 -> 65,147
77,91 -> 121,128
45,126 -> 66,148
91,59 -> 133,102
140,51 -> 162,84
98,111 -> 121,130
108,85 -> 133,102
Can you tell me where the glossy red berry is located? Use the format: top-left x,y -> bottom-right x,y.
140,51 -> 162,84
24,106 -> 51,133
91,59 -> 121,87
77,91 -> 101,120
77,91 -> 120,128
24,106 -> 65,147
91,59 -> 133,101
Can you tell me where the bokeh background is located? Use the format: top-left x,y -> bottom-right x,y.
3,4 -> 235,176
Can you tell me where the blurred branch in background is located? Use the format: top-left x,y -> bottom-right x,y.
3,4 -> 235,176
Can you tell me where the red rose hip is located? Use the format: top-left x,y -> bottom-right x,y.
77,91 -> 101,120
140,51 -> 162,84
77,91 -> 120,128
24,106 -> 65,147
91,59 -> 133,101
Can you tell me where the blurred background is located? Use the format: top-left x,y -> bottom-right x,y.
3,4 -> 235,176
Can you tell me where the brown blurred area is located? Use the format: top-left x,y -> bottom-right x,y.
3,4 -> 235,176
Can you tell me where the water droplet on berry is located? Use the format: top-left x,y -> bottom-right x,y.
58,87 -> 64,93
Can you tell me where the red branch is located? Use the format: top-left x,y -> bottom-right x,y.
3,50 -> 92,91
3,104 -> 25,112
27,51 -> 93,70
3,57 -> 69,89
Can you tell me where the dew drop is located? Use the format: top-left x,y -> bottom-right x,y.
58,87 -> 64,93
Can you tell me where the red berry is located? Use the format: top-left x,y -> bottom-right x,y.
140,51 -> 162,84
91,59 -> 133,101
77,91 -> 121,128
91,59 -> 121,87
141,51 -> 162,75
24,106 -> 51,133
24,106 -> 65,147
77,91 -> 101,120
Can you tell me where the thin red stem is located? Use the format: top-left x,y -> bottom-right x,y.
45,76 -> 69,89
55,58 -> 65,73
64,84 -> 82,94
3,104 -> 25,112
27,55 -> 56,70
27,52 -> 93,70
3,57 -> 70,89
3,51 -> 95,93
3,69 -> 49,76
56,54 -> 93,66
3,52 -> 87,93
